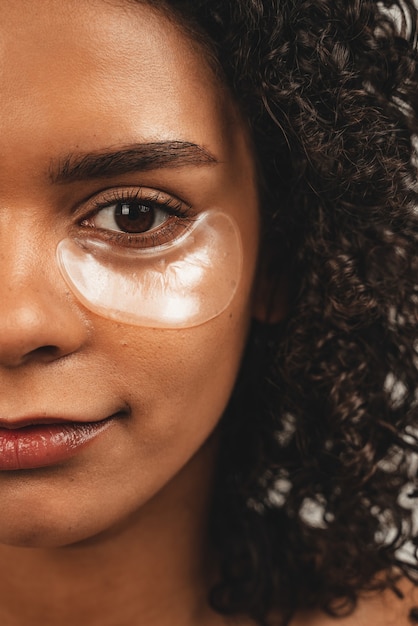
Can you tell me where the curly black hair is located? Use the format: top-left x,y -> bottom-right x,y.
151,1 -> 418,624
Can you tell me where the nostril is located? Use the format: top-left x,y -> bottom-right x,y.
0,288 -> 88,368
26,345 -> 62,362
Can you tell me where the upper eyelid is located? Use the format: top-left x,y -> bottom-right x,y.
73,186 -> 192,220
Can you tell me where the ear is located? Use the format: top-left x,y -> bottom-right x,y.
252,265 -> 289,324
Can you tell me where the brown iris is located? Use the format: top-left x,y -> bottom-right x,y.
114,202 -> 156,233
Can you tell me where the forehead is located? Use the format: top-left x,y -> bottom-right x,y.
0,0 -> 235,171
0,0 -> 197,74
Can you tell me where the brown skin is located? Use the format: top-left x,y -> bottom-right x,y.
0,0 -> 260,547
0,1 -> 415,624
0,1 -> 258,624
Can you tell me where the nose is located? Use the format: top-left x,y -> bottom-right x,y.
0,246 -> 89,369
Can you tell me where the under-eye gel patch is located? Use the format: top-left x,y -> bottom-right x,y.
56,211 -> 242,328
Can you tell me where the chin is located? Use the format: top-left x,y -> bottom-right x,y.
0,518 -> 105,549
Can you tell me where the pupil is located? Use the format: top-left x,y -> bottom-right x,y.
115,202 -> 155,233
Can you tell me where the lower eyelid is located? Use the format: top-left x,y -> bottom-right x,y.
78,213 -> 195,250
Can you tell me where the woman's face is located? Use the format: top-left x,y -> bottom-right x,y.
0,0 -> 259,546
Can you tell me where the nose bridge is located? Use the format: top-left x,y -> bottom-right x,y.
0,209 -> 56,298
1,250 -> 59,320
0,209 -> 89,367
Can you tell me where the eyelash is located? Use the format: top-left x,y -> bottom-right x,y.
79,188 -> 194,249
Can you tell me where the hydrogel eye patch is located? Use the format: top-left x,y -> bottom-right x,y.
56,211 -> 243,328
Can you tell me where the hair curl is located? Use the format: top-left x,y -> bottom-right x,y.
156,1 -> 418,623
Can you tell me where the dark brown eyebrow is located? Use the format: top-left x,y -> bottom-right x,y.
49,141 -> 218,184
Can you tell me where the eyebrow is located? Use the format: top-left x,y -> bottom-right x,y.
49,141 -> 218,184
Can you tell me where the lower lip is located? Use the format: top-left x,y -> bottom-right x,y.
0,420 -> 113,470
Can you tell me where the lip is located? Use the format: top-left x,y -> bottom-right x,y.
0,418 -> 114,470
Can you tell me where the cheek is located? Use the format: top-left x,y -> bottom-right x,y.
83,199 -> 259,479
91,202 -> 258,447
102,306 -> 251,450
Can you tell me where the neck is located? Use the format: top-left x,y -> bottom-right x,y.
0,439 -> 222,626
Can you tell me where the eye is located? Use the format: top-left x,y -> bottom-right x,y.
91,200 -> 168,234
79,188 -> 194,249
